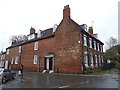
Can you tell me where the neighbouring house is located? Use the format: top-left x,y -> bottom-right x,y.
2,5 -> 104,73
0,51 -> 6,68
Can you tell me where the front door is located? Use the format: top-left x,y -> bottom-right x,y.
44,56 -> 53,70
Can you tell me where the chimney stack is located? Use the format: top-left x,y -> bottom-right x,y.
88,27 -> 93,34
12,40 -> 17,45
63,5 -> 70,19
30,27 -> 36,34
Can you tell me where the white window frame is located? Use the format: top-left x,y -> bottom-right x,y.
89,38 -> 92,48
83,35 -> 87,46
34,55 -> 38,64
2,61 -> 4,67
19,46 -> 22,53
94,41 -> 96,50
15,56 -> 18,64
97,43 -> 100,51
34,41 -> 38,50
84,52 -> 89,68
90,53 -> 94,66
98,55 -> 101,66
100,45 -> 103,52
28,34 -> 35,40
11,57 -> 14,64
6,49 -> 10,54
95,55 -> 98,67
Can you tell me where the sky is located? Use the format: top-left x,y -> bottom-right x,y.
0,0 -> 118,52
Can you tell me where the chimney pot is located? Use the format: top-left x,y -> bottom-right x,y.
30,27 -> 36,34
12,40 -> 17,45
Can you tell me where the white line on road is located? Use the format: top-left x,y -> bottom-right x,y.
59,85 -> 70,88
80,81 -> 88,84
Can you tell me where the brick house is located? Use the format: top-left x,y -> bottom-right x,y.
4,5 -> 104,73
0,51 -> 6,68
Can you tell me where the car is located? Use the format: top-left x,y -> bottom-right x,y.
0,68 -> 16,84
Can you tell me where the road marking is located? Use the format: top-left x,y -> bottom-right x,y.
59,85 -> 70,88
58,81 -> 88,88
80,81 -> 88,84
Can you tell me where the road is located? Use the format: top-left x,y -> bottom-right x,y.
1,72 -> 119,89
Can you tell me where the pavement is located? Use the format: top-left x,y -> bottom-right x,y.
0,71 -> 120,89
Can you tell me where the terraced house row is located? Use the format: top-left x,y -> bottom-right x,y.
0,5 -> 104,73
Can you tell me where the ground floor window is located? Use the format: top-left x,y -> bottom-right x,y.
84,52 -> 89,68
90,53 -> 94,68
11,57 -> 14,64
98,55 -> 101,66
34,55 -> 38,64
95,55 -> 98,67
15,56 -> 18,64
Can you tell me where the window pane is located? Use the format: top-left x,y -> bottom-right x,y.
6,49 -> 9,54
15,56 -> 18,64
19,46 -> 22,53
34,55 -> 37,64
84,35 -> 87,46
11,58 -> 14,64
34,42 -> 38,50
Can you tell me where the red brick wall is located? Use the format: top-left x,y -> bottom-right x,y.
6,47 -> 21,70
20,17 -> 83,73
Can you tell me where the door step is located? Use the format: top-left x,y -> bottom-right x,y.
42,70 -> 53,73
42,70 -> 47,73
49,70 -> 53,73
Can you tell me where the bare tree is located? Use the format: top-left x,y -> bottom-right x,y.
10,35 -> 28,43
105,37 -> 118,49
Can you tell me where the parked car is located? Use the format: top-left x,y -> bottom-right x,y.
0,68 -> 16,84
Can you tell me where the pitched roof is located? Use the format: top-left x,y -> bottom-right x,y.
7,28 -> 54,49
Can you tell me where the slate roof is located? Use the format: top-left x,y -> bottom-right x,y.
7,28 -> 54,49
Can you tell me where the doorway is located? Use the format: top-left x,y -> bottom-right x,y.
44,55 -> 54,71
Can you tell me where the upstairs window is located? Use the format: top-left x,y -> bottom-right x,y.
28,34 -> 36,40
34,55 -> 38,64
94,41 -> 96,50
6,49 -> 9,54
83,35 -> 87,46
100,45 -> 103,52
89,38 -> 92,48
19,46 -> 22,53
97,43 -> 99,51
3,54 -> 5,59
34,41 -> 38,50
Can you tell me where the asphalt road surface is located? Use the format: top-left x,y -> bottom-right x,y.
1,72 -> 119,89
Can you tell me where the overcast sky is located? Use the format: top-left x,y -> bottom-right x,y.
0,0 -> 118,52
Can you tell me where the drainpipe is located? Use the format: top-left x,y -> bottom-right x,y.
37,56 -> 40,72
